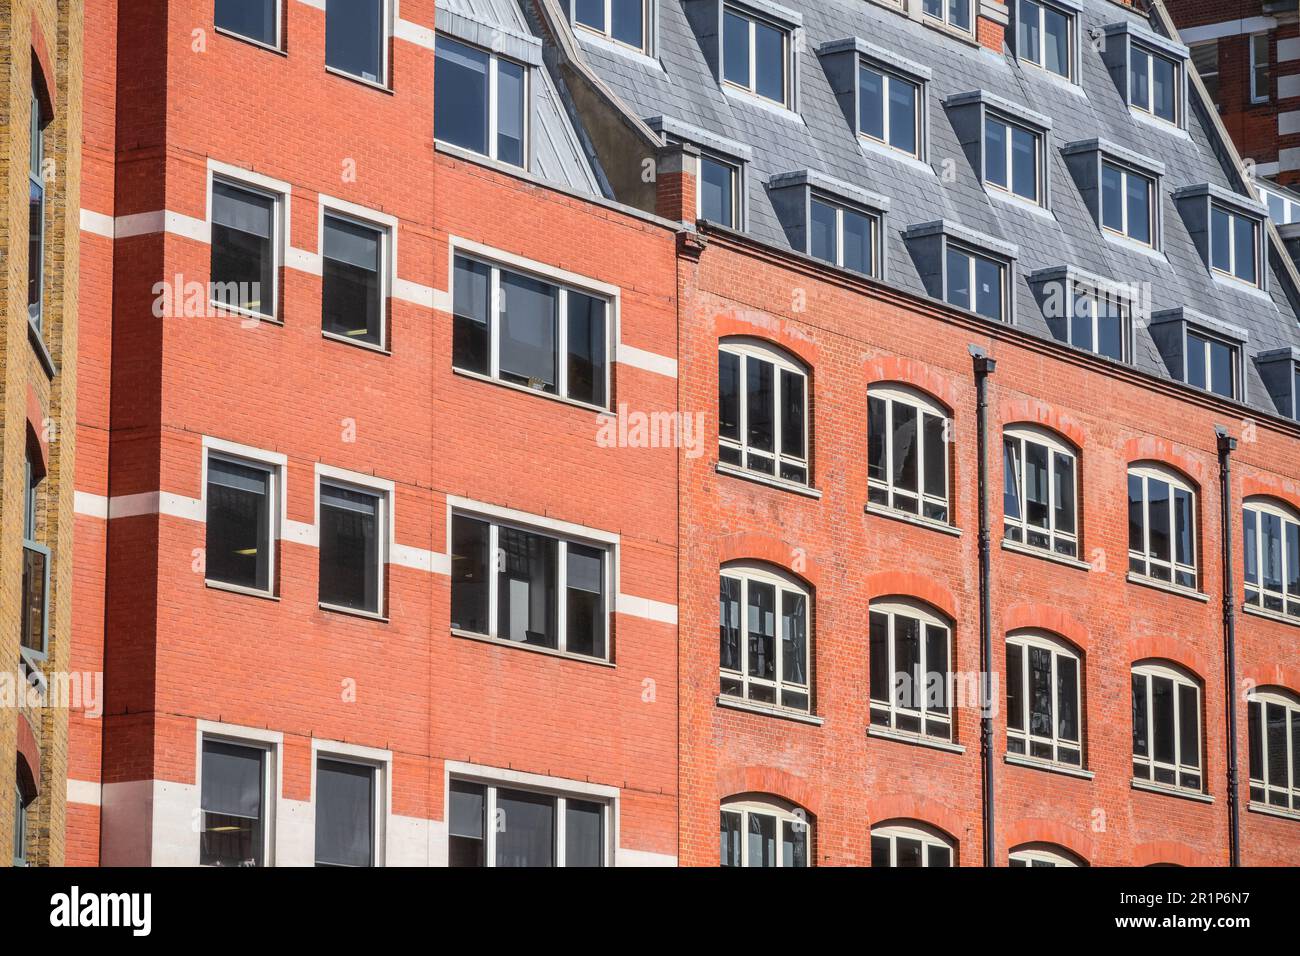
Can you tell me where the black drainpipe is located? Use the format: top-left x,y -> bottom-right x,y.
1215,425 -> 1241,867
970,345 -> 997,867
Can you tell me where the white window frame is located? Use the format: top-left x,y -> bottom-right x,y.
1101,161 -> 1155,247
1184,327 -> 1241,399
718,338 -> 809,486
1005,630 -> 1083,767
1127,462 -> 1198,590
1243,498 -> 1300,619
434,35 -> 531,167
1003,425 -> 1078,557
1247,688 -> 1300,813
1016,0 -> 1074,81
945,243 -> 1007,322
921,0 -> 973,36
324,0 -> 392,88
572,0 -> 650,54
867,384 -> 950,523
868,598 -> 953,741
809,195 -> 879,276
1131,661 -> 1202,794
1009,844 -> 1081,866
1068,281 -> 1132,362
447,768 -> 615,867
1251,33 -> 1270,104
697,151 -> 742,228
719,562 -> 812,714
318,198 -> 394,353
315,465 -> 392,619
1189,40 -> 1219,102
1210,203 -> 1261,288
1258,183 -> 1300,226
214,0 -> 283,51
311,739 -> 390,867
719,796 -> 810,867
198,730 -> 278,868
1129,43 -> 1180,125
720,4 -> 791,107
857,61 -> 921,158
983,113 -> 1043,206
871,823 -> 953,866
449,507 -> 615,663
201,441 -> 285,599
207,162 -> 290,324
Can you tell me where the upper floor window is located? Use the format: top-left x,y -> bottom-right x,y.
315,757 -> 379,867
28,91 -> 44,331
867,385 -> 950,524
1131,661 -> 1202,793
1003,426 -> 1078,558
719,563 -> 811,713
1243,498 -> 1300,619
869,599 -> 952,741
451,512 -> 611,661
1251,33 -> 1270,104
720,797 -> 810,867
1185,327 -> 1239,399
206,453 -> 277,595
20,454 -> 47,661
1190,40 -> 1219,101
809,195 -> 877,276
211,179 -> 279,321
871,823 -> 953,867
319,479 -> 386,616
1127,463 -> 1197,590
984,113 -> 1042,205
322,213 -> 386,349
453,254 -> 609,408
1006,631 -> 1082,767
1210,203 -> 1260,286
574,0 -> 647,52
326,0 -> 387,85
1259,183 -> 1300,225
450,778 -> 608,867
722,5 -> 789,106
215,0 -> 280,49
201,737 -> 269,867
1009,844 -> 1082,866
946,244 -> 1006,321
1068,282 -> 1130,362
434,36 -> 526,168
1130,44 -> 1179,124
12,776 -> 29,866
1248,688 -> 1300,813
1101,161 -> 1154,246
1016,0 -> 1073,80
859,61 -> 919,157
718,340 -> 808,485
922,0 -> 972,35
699,153 -> 741,228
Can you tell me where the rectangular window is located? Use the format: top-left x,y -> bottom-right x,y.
1185,329 -> 1238,399
206,455 -> 275,593
699,154 -> 739,227
215,0 -> 279,48
946,245 -> 1005,321
984,115 -> 1040,203
28,92 -> 43,330
1130,44 -> 1179,124
210,179 -> 278,319
1190,41 -> 1219,102
452,255 -> 609,407
200,739 -> 267,867
1069,285 -> 1129,362
1017,0 -> 1072,79
326,0 -> 386,84
574,0 -> 646,52
319,481 -> 384,615
450,513 -> 610,661
858,63 -> 919,157
20,456 -> 48,660
1251,33 -> 1270,103
322,213 -> 385,348
809,197 -> 877,276
315,758 -> 377,867
1100,161 -> 1153,246
449,779 -> 607,867
1210,204 -> 1259,286
923,0 -> 971,33
434,36 -> 526,168
722,6 -> 789,106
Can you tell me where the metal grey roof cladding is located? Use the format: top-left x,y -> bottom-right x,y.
564,0 -> 1300,419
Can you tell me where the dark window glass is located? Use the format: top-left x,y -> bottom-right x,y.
720,811 -> 742,867
201,740 -> 265,867
1003,438 -> 1022,522
746,356 -> 774,455
1132,674 -> 1148,758
1151,52 -> 1176,121
782,591 -> 808,687
781,369 -> 805,463
435,38 -> 489,156
322,215 -> 382,346
449,781 -> 485,867
892,402 -> 918,495
1130,49 -> 1150,109
611,0 -> 644,48
1029,646 -> 1052,740
810,199 -> 837,265
450,515 -> 490,634
1058,654 -> 1079,742
1208,338 -> 1235,398
842,207 -> 873,274
1152,675 -> 1175,766
723,11 -> 749,87
747,581 -> 776,682
782,820 -> 807,867
985,118 -> 1007,189
315,759 -> 375,867
973,256 -> 1002,320
452,256 -> 491,375
1010,125 -> 1037,200
565,799 -> 604,867
888,75 -> 917,155
326,0 -> 383,82
499,272 -> 558,393
719,352 -> 741,444
928,844 -> 951,867
497,59 -> 526,167
720,576 -> 742,674
566,543 -> 606,659
495,789 -> 554,867
753,20 -> 785,103
211,181 -> 275,317
206,457 -> 272,592
870,834 -> 890,867
27,95 -> 43,330
1053,452 -> 1075,536
946,247 -> 971,310
1234,214 -> 1257,283
498,526 -> 558,649
896,837 -> 922,868
1128,473 -> 1145,556
567,290 -> 607,407
1148,478 -> 1171,564
869,611 -> 889,705
1043,3 -> 1069,76
747,812 -> 775,867
1101,163 -> 1123,232
215,0 -> 278,46
1211,206 -> 1232,273
859,66 -> 884,141
1179,683 -> 1200,769
1248,699 -> 1262,783
1007,643 -> 1024,731
575,0 -> 605,31
923,413 -> 946,500
319,483 -> 380,613
1126,173 -> 1152,244
700,156 -> 735,226
867,396 -> 887,484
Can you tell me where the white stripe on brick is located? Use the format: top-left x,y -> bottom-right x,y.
80,208 -> 115,238
1281,38 -> 1300,63
392,544 -> 451,575
1279,74 -> 1300,100
1280,111 -> 1300,136
394,278 -> 442,309
1281,147 -> 1300,172
67,779 -> 102,807
1179,17 -> 1276,43
617,343 -> 678,379
616,593 -> 678,625
395,19 -> 435,50
74,491 -> 109,519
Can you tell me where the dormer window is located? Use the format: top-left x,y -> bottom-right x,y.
947,245 -> 1005,320
1016,0 -> 1075,81
574,0 -> 648,52
700,153 -> 741,227
1130,43 -> 1179,124
1186,329 -> 1239,398
904,220 -> 1017,323
947,91 -> 1051,209
1173,183 -> 1267,291
1063,139 -> 1164,252
860,62 -> 920,158
1150,308 -> 1246,401
810,197 -> 877,275
922,0 -> 972,35
770,169 -> 887,278
1255,348 -> 1300,420
434,36 -> 528,168
1101,162 -> 1154,246
984,114 -> 1042,204
1211,203 -> 1260,286
722,4 -> 790,106
1069,284 -> 1129,362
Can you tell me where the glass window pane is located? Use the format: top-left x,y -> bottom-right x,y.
859,65 -> 884,141
1132,673 -> 1148,757
888,77 -> 917,154
946,247 -> 971,310
985,118 -> 1007,189
780,369 -> 806,462
1233,214 -> 1257,283
895,615 -> 920,711
782,820 -> 807,867
700,156 -> 735,226
974,256 -> 1002,320
926,623 -> 948,714
1174,488 -> 1194,568
869,611 -> 890,703
565,799 -> 604,867
319,484 -> 380,612
720,811 -> 742,867
1152,675 -> 1175,765
1148,478 -> 1171,563
1018,0 -> 1041,64
1003,438 -> 1022,521
1211,206 -> 1232,273
497,59 -> 526,168
1186,333 -> 1207,390
810,200 -> 837,264
575,0 -> 605,30
201,740 -> 264,867
566,543 -> 606,658
1070,292 -> 1095,352
753,20 -> 785,102
1101,163 -> 1123,232
720,576 -> 742,673
499,272 -> 558,393
747,581 -> 776,682
1126,173 -> 1151,244
322,215 -> 382,345
747,812 -> 776,867
1243,509 -> 1259,587
719,351 -> 741,443
611,0 -> 645,48
451,515 -> 490,634
949,0 -> 970,31
452,256 -> 491,374
449,781 -> 486,867
723,11 -> 750,87
896,836 -> 922,868
567,291 -> 607,406
434,38 -> 489,155
1024,441 -> 1050,530
216,0 -> 278,46
871,833 -> 890,867
746,357 -> 775,453
1058,655 -> 1079,742
782,591 -> 808,688
1152,54 -> 1176,121
892,402 -> 919,494
326,0 -> 383,82
923,413 -> 946,500
315,759 -> 374,867
211,181 -> 275,316
206,457 -> 271,591
1044,5 -> 1069,77
1011,126 -> 1037,200
1131,51 -> 1150,109
1179,683 -> 1200,770
868,396 -> 888,484
1209,339 -> 1234,398
1007,643 -> 1024,731
1029,646 -> 1053,739
1248,699 -> 1263,782
1053,453 -> 1075,536
495,789 -> 555,867
498,526 -> 558,649
842,208 -> 873,275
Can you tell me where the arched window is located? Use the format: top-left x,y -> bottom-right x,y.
869,599 -> 953,741
1006,631 -> 1083,767
1009,843 -> 1085,867
1127,463 -> 1197,591
1003,425 -> 1077,558
718,339 -> 809,486
719,563 -> 811,714
867,384 -> 951,524
1242,498 -> 1300,620
870,822 -> 953,867
720,796 -> 810,867
1131,661 -> 1202,794
1247,687 -> 1300,813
